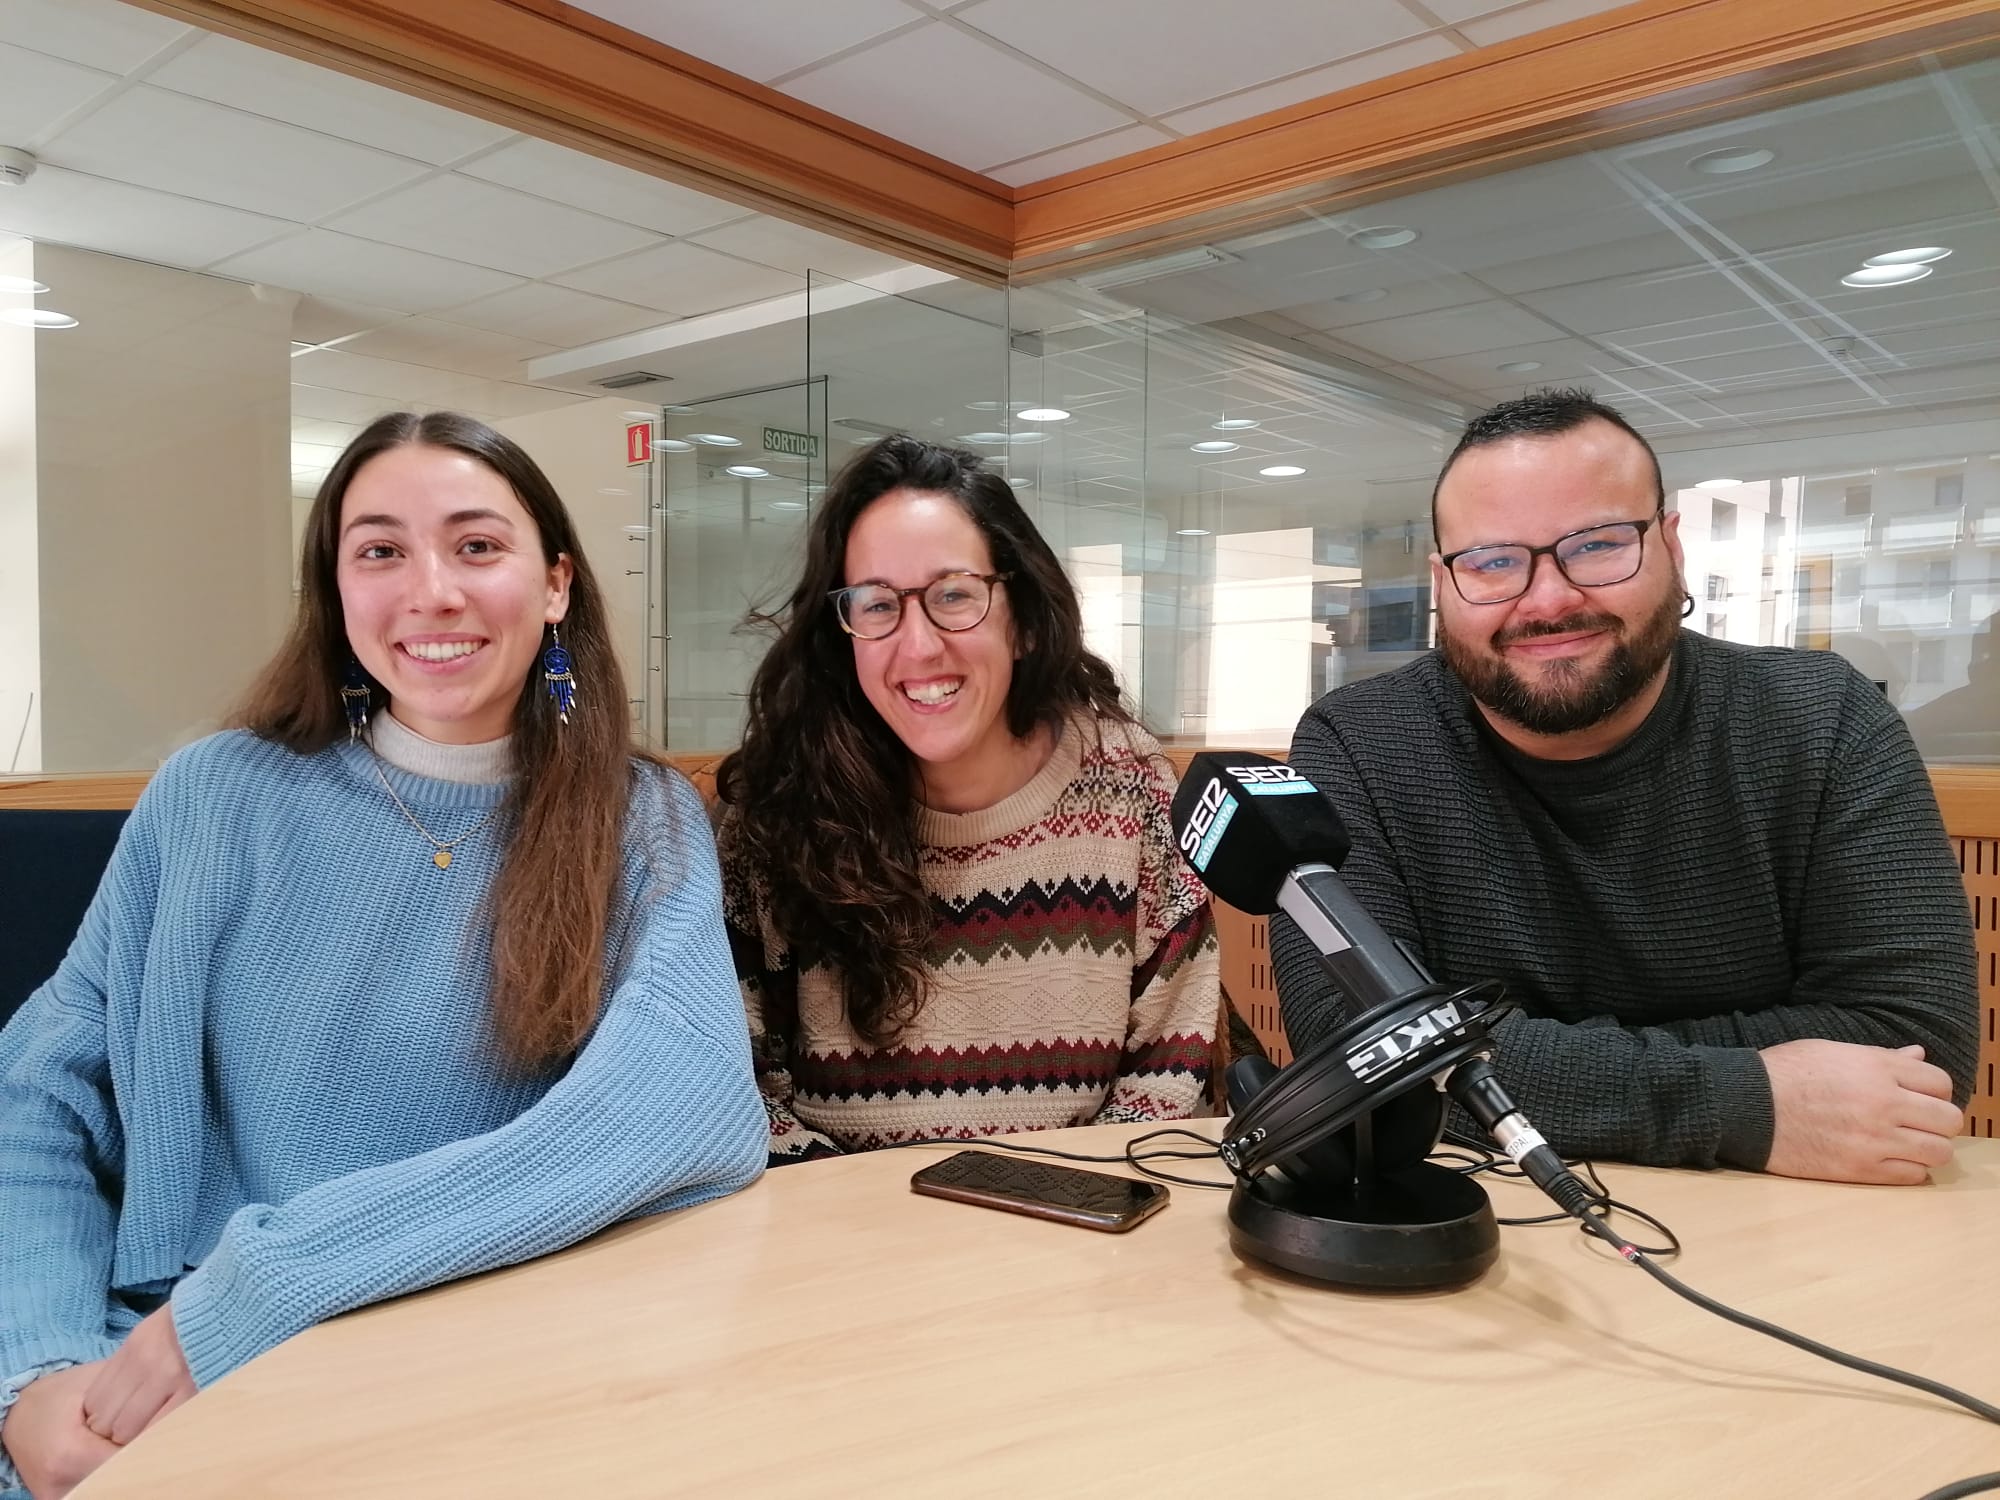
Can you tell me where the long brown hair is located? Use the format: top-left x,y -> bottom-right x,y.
715,434 -> 1131,1045
236,411 -> 634,1069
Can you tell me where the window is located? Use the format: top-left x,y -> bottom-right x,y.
1845,484 -> 1873,516
1935,473 -> 1964,508
1711,501 -> 1737,543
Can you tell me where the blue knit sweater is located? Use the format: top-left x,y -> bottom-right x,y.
0,731 -> 764,1417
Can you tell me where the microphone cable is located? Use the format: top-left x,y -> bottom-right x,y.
1489,1154 -> 2000,1500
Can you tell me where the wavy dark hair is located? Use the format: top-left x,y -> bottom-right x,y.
235,411 -> 638,1070
716,434 -> 1132,1045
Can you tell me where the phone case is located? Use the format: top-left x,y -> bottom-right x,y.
909,1150 -> 1170,1232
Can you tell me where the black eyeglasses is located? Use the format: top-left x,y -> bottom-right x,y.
1439,513 -> 1663,605
830,571 -> 1012,640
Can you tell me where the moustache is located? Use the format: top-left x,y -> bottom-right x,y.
1492,613 -> 1623,648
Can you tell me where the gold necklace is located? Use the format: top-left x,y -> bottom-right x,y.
370,757 -> 503,869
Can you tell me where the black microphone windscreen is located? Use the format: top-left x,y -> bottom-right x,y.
1169,752 -> 1351,914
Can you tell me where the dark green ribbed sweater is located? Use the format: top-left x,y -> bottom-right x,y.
1272,631 -> 1979,1170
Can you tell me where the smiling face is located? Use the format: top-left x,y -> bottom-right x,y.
842,488 -> 1023,795
1431,418 -> 1684,749
335,443 -> 572,745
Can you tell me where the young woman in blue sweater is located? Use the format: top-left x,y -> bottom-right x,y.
0,412 -> 765,1499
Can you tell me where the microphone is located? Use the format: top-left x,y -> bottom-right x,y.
1170,752 -> 1427,1022
1172,753 -> 1596,1219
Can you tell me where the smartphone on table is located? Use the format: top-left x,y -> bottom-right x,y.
909,1149 -> 1170,1233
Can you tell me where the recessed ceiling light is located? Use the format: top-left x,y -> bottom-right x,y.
1497,360 -> 1543,373
1,308 -> 76,328
662,405 -> 698,415
959,431 -> 1010,444
1191,440 -> 1239,453
725,464 -> 769,478
622,409 -> 657,421
1863,246 -> 1951,267
1334,288 -> 1387,304
768,499 -> 806,511
1006,431 -> 1048,444
0,275 -> 48,295
966,400 -> 1032,412
1695,477 -> 1743,488
1018,407 -> 1070,422
597,488 -> 632,497
1212,418 -> 1260,430
1841,264 -> 1932,288
688,432 -> 740,446
1176,528 -> 1211,537
650,438 -> 694,452
1259,465 -> 1306,477
1349,226 -> 1419,250
1690,147 -> 1776,175
1006,476 -> 1032,488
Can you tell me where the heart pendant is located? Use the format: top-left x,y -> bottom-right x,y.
433,850 -> 452,870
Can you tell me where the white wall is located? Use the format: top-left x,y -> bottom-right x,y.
0,237 -> 39,772
491,397 -> 654,733
33,245 -> 293,771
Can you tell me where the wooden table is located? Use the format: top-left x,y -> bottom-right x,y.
77,1125 -> 2000,1499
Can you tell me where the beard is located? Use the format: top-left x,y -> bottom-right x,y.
1438,583 -> 1683,737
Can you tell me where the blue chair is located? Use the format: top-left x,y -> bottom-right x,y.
0,810 -> 128,1031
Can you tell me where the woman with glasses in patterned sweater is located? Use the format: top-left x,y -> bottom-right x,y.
715,434 -> 1220,1164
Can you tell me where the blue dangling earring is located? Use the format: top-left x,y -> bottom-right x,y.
542,627 -> 577,725
339,660 -> 372,741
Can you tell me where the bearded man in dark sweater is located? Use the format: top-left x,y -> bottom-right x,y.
1273,389 -> 1977,1185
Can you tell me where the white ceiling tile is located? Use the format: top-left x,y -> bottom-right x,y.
551,240 -> 800,315
431,281 -> 675,346
291,296 -> 405,345
146,35 -> 514,165
291,382 -> 408,426
1283,274 -> 1500,331
0,164 -> 292,270
325,174 -> 660,279
989,124 -> 1174,186
1517,267 -> 1764,336
687,217 -> 911,281
336,317 -> 560,380
1333,300 -> 1568,362
782,22 -> 1129,171
0,39 -> 118,144
958,0 -> 1426,118
210,229 -> 522,314
1422,0 -> 1525,20
291,416 -> 364,448
0,0 -> 191,73
568,0 -> 920,83
457,138 -> 746,237
1158,34 -> 1463,137
1409,336 -> 1622,393
1455,0 -> 1636,48
290,346 -> 470,406
46,86 -> 433,222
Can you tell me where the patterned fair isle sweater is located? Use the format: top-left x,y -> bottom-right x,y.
721,714 -> 1221,1161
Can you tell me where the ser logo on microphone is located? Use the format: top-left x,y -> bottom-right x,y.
1178,776 -> 1235,872
1224,764 -> 1318,796
1345,1000 -> 1466,1083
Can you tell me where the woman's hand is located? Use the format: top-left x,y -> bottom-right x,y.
80,1307 -> 196,1447
5,1363 -> 121,1500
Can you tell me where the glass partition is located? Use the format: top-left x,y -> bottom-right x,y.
1013,51 -> 2000,761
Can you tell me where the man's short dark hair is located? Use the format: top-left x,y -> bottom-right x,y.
1431,387 -> 1667,544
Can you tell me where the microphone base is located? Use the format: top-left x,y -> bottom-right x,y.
1227,1163 -> 1500,1289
